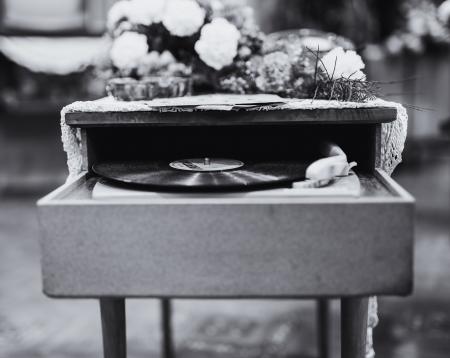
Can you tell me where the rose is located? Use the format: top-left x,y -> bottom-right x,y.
110,32 -> 149,71
320,47 -> 366,80
162,0 -> 205,37
194,18 -> 240,70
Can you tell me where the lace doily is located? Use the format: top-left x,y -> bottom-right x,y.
60,96 -> 408,358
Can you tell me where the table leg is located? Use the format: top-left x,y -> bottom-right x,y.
341,297 -> 369,358
317,299 -> 331,358
100,298 -> 126,358
161,298 -> 175,358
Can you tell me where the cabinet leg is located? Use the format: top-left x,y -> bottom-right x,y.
161,298 -> 175,358
341,297 -> 369,358
317,299 -> 331,358
100,298 -> 126,358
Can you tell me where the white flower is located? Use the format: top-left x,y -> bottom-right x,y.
136,50 -> 176,76
107,0 -> 166,28
403,33 -> 425,54
162,0 -> 205,37
107,0 -> 131,31
194,18 -> 240,70
407,9 -> 428,36
385,34 -> 404,55
159,50 -> 177,67
138,51 -> 161,71
320,47 -> 366,80
438,0 -> 450,24
110,32 -> 149,71
209,0 -> 225,13
127,0 -> 166,25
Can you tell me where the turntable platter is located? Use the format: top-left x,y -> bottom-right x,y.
92,158 -> 308,192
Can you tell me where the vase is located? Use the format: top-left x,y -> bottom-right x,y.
107,76 -> 193,101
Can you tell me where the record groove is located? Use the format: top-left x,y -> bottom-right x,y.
92,159 -> 308,192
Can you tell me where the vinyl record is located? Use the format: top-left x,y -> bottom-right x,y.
92,158 -> 308,192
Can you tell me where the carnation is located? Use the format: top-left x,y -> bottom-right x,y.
194,18 -> 240,70
110,32 -> 149,71
127,0 -> 166,26
320,47 -> 366,81
162,0 -> 205,37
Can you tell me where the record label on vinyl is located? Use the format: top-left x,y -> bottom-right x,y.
169,158 -> 244,172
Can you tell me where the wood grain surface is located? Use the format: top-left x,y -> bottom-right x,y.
65,107 -> 397,127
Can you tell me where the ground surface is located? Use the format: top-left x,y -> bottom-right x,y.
0,114 -> 449,358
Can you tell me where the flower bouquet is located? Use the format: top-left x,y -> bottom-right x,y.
104,0 -> 376,102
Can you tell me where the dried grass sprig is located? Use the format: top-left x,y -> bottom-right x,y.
306,47 -> 379,102
313,77 -> 380,102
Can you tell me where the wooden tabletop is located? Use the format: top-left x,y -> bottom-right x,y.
65,106 -> 397,127
63,95 -> 398,127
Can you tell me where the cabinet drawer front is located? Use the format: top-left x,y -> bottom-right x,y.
37,171 -> 414,298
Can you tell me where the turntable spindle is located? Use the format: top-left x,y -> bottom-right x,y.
204,157 -> 211,166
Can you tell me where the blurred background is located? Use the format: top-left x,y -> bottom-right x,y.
0,1 -> 449,357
